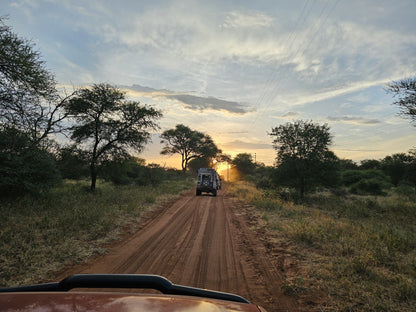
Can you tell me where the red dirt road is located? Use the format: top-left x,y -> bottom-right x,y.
57,187 -> 304,312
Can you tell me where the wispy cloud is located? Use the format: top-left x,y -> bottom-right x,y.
220,140 -> 272,150
122,84 -> 251,115
327,116 -> 381,125
221,11 -> 273,29
290,79 -> 393,107
281,111 -> 299,118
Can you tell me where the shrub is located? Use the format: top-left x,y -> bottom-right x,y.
102,158 -> 146,185
0,127 -> 61,197
101,158 -> 166,187
342,169 -> 391,196
342,169 -> 389,186
395,181 -> 416,196
350,178 -> 386,195
56,146 -> 89,179
255,176 -> 273,189
145,164 -> 164,187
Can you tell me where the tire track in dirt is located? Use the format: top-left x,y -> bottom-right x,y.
56,186 -> 303,312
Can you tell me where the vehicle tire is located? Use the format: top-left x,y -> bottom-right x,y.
212,190 -> 217,197
196,189 -> 201,196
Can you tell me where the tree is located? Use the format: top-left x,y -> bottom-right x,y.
232,153 -> 256,177
160,124 -> 220,172
216,153 -> 232,164
0,18 -> 76,143
339,158 -> 358,170
359,159 -> 381,170
269,120 -> 338,198
380,153 -> 416,186
101,156 -> 149,186
386,77 -> 416,124
188,157 -> 212,174
0,126 -> 61,197
56,145 -> 89,180
65,83 -> 162,191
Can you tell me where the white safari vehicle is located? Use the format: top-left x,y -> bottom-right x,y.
196,168 -> 221,196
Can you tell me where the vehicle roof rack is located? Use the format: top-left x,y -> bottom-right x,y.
0,274 -> 250,304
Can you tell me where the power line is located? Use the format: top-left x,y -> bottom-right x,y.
259,0 -> 337,114
251,0 -> 341,131
250,0 -> 315,128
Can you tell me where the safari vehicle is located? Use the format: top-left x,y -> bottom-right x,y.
196,168 -> 221,196
0,274 -> 267,312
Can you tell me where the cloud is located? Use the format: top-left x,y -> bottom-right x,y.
281,111 -> 299,118
220,140 -> 272,150
222,11 -> 273,29
46,1 -> 415,110
167,94 -> 250,114
327,116 -> 381,125
290,79 -> 392,107
127,84 -> 174,95
122,84 -> 251,115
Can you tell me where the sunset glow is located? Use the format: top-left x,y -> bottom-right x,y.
3,1 -> 415,166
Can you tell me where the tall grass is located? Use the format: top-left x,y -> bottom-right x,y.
229,181 -> 416,312
0,178 -> 194,287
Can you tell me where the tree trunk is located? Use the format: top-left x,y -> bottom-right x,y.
181,154 -> 186,173
300,184 -> 304,199
90,163 -> 97,191
299,176 -> 305,200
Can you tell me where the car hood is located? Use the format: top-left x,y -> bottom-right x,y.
0,292 -> 263,312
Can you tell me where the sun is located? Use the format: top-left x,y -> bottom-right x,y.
215,162 -> 230,179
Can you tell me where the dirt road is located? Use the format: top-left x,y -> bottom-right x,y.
57,187 -> 304,312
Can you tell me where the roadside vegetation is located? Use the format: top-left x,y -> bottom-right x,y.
227,112 -> 416,311
0,176 -> 194,287
229,181 -> 416,311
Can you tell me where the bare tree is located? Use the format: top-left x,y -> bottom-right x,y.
386,77 -> 416,124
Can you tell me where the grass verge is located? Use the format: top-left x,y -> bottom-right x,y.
229,181 -> 416,312
0,178 -> 194,287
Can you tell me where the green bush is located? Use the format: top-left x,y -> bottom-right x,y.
255,176 -> 273,189
101,158 -> 167,187
350,178 -> 387,195
102,158 -> 146,185
145,164 -> 165,187
342,169 -> 390,186
395,183 -> 416,200
56,146 -> 89,179
0,127 -> 61,197
342,170 -> 391,196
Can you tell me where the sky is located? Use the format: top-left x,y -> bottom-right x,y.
2,0 -> 416,168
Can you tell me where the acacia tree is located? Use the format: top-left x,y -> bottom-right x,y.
269,120 -> 338,198
160,124 -> 220,172
386,77 -> 416,124
232,153 -> 256,177
0,18 -> 68,196
65,83 -> 162,191
0,17 -> 75,144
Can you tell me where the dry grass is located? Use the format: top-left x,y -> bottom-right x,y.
229,181 -> 416,312
0,178 -> 193,287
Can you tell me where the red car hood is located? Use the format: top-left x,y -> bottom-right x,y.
0,292 -> 264,312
